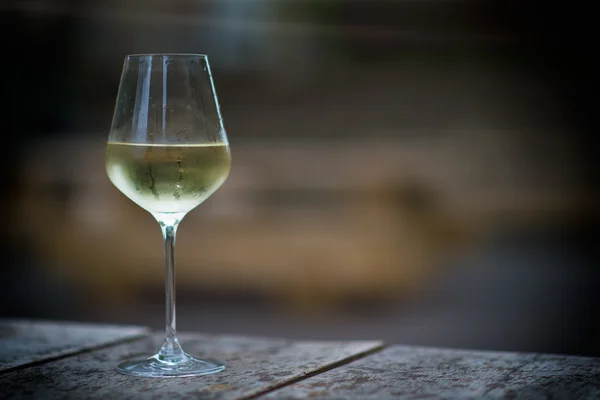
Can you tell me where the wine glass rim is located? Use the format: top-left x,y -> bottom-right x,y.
126,53 -> 208,59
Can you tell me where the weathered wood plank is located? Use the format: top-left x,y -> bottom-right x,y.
0,333 -> 382,399
261,345 -> 600,399
484,353 -> 600,399
0,320 -> 149,372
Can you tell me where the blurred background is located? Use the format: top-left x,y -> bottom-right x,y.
2,0 -> 598,356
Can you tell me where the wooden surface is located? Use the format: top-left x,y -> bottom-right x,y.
0,330 -> 382,399
0,320 -> 148,372
2,321 -> 600,399
264,345 -> 600,399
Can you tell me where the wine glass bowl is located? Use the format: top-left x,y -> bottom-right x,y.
105,54 -> 229,377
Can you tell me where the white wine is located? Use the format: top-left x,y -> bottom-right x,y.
106,142 -> 231,214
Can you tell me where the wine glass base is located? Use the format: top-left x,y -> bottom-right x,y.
117,353 -> 225,377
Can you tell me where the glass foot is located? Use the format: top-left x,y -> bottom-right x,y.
117,353 -> 226,377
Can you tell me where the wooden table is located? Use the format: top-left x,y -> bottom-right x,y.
2,320 -> 599,399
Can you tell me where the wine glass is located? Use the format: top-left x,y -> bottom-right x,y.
105,54 -> 230,377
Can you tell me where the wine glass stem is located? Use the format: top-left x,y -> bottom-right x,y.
158,219 -> 185,362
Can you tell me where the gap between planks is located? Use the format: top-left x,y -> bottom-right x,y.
0,329 -> 151,375
243,343 -> 386,400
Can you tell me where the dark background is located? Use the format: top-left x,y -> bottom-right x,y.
2,0 -> 598,357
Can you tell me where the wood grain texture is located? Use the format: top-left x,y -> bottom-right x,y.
0,332 -> 382,399
0,320 -> 149,372
262,345 -> 600,399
